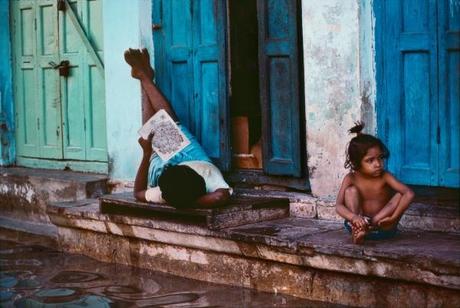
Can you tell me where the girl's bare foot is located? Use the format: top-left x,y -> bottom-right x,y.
124,48 -> 154,80
351,224 -> 367,245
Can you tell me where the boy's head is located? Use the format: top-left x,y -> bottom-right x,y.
345,122 -> 389,171
158,165 -> 206,208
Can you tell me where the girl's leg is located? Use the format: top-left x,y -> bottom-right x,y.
371,193 -> 402,228
344,186 -> 368,244
141,88 -> 155,124
124,48 -> 178,120
344,186 -> 362,215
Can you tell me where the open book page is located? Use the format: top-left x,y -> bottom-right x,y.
138,109 -> 190,161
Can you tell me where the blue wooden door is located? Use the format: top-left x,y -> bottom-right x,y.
378,0 -> 459,187
438,0 -> 460,187
257,0 -> 302,177
152,0 -> 229,170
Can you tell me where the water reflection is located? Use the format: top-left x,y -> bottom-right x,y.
0,240 -> 338,307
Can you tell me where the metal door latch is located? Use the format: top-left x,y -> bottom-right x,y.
49,60 -> 70,77
57,0 -> 66,11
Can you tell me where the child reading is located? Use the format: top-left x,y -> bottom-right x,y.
125,48 -> 232,208
335,122 -> 415,244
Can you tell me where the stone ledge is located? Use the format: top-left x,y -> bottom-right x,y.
46,201 -> 460,292
236,188 -> 460,233
0,167 -> 108,224
99,192 -> 290,230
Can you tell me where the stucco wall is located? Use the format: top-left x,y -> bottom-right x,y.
0,0 -> 14,166
103,0 -> 153,181
302,0 -> 376,199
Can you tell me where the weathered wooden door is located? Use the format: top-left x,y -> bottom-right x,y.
11,0 -> 107,168
152,0 -> 229,170
257,0 -> 302,177
378,0 -> 459,187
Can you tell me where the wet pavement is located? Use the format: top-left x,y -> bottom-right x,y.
0,240 -> 340,307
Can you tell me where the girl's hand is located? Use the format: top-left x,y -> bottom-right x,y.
138,133 -> 154,155
351,215 -> 368,229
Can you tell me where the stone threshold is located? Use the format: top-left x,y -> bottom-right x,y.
43,198 -> 460,306
100,192 -> 290,230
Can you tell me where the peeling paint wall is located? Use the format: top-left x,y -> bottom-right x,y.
0,0 -> 15,166
103,0 -> 153,181
302,0 -> 376,198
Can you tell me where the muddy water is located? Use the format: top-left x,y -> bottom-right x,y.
0,240 -> 339,307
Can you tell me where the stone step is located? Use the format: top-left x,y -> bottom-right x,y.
0,215 -> 58,248
99,192 -> 290,230
0,167 -> 108,224
236,187 -> 460,233
44,200 -> 460,306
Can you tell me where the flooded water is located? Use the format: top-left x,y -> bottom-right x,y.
0,240 -> 338,307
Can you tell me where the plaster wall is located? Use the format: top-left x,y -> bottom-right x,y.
302,0 -> 377,199
103,0 -> 153,181
0,0 -> 14,166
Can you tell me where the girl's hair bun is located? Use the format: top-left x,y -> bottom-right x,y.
348,121 -> 365,135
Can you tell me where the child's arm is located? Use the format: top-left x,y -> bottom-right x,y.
335,174 -> 368,229
195,188 -> 231,208
378,172 -> 415,228
133,137 -> 153,202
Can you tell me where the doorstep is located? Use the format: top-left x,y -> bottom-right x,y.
99,192 -> 290,230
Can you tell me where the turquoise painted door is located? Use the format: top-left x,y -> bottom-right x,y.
257,0 -> 302,177
11,0 -> 107,165
152,0 -> 230,170
377,0 -> 459,188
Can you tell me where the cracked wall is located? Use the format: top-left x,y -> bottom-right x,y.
302,0 -> 377,199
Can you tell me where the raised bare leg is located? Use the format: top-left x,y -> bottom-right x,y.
124,48 -> 177,120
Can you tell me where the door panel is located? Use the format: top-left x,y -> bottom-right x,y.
257,0 -> 302,177
60,0 -> 85,160
383,0 -> 438,185
153,0 -> 229,170
36,1 -> 61,158
59,0 -> 106,161
438,0 -> 460,187
192,0 -> 229,169
13,2 -> 39,157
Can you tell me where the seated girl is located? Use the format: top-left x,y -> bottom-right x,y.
335,122 -> 415,244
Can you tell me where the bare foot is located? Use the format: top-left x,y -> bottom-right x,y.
351,224 -> 367,245
124,48 -> 154,80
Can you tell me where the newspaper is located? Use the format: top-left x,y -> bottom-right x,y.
138,109 -> 190,161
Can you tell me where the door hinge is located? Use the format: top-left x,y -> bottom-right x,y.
84,119 -> 86,131
37,118 -> 40,130
34,18 -> 37,31
437,125 -> 440,144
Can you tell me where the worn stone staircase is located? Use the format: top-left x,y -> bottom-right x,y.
0,167 -> 459,306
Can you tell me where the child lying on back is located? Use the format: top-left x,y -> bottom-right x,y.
335,122 -> 415,244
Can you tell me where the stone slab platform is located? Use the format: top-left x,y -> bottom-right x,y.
0,167 -> 108,224
42,199 -> 460,306
99,192 -> 290,230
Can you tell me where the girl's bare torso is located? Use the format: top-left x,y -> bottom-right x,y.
350,172 -> 394,217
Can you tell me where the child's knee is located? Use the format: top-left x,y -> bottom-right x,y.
345,186 -> 359,198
